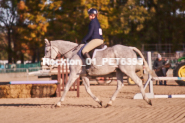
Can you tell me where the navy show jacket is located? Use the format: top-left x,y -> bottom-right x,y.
82,17 -> 103,43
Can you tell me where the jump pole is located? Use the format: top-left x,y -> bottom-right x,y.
134,51 -> 185,99
0,80 -> 58,85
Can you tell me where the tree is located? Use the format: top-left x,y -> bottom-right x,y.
139,0 -> 185,52
0,0 -> 19,63
17,0 -> 49,63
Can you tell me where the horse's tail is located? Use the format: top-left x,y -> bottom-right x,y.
129,47 -> 151,73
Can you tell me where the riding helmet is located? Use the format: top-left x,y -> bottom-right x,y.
88,8 -> 98,15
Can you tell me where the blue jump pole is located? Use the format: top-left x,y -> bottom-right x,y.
0,80 -> 58,85
10,80 -> 58,84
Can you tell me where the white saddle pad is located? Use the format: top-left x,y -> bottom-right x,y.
92,45 -> 107,58
78,44 -> 107,59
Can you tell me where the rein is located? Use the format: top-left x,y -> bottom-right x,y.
60,44 -> 80,57
46,44 -> 80,58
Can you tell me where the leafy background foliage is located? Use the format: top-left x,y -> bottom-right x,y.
0,0 -> 185,63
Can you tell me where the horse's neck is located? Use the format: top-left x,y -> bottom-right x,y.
51,40 -> 78,58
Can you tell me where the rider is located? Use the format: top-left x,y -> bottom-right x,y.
81,8 -> 104,68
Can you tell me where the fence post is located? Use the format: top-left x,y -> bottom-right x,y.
61,57 -> 64,91
57,65 -> 61,97
147,52 -> 154,94
59,57 -> 80,97
26,69 -> 29,80
77,77 -> 80,97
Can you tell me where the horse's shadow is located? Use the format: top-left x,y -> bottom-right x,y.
0,103 -> 50,107
59,104 -> 103,108
0,103 -> 103,108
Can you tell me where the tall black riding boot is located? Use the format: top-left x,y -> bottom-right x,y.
84,52 -> 91,69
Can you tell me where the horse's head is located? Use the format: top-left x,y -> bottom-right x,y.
44,39 -> 59,59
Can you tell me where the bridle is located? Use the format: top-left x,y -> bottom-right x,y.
45,44 -> 79,59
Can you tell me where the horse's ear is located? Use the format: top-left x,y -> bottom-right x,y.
45,39 -> 50,46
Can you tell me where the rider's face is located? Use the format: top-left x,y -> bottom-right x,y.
89,14 -> 95,20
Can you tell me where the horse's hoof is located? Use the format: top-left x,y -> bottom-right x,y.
99,101 -> 103,107
148,99 -> 152,106
105,104 -> 112,108
55,102 -> 61,107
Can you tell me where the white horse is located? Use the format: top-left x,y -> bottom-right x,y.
44,39 -> 152,107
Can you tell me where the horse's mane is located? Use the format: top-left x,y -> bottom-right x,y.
50,40 -> 78,47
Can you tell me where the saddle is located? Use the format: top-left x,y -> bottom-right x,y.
81,43 -> 106,59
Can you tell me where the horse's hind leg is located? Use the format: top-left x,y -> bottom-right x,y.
107,69 -> 124,107
83,77 -> 102,106
123,68 -> 152,105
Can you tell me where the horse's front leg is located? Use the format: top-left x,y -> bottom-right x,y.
55,72 -> 79,107
83,77 -> 103,106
